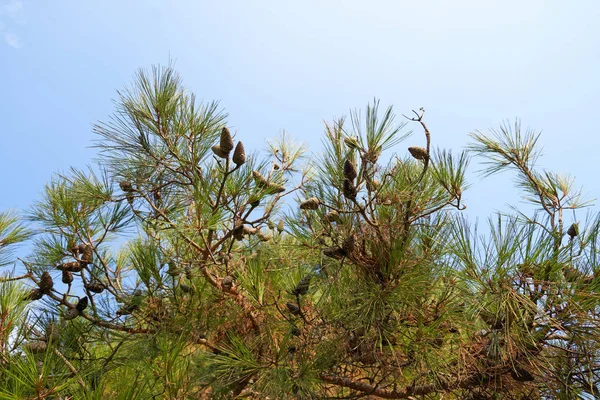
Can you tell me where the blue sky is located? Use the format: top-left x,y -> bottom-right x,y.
1,0 -> 600,224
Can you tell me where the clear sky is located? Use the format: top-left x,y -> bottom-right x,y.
1,0 -> 600,224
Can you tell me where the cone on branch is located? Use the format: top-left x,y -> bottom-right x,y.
85,282 -> 105,293
76,296 -> 89,312
325,211 -> 340,223
79,243 -> 93,265
567,223 -> 579,239
220,126 -> 234,153
511,366 -> 534,382
277,219 -> 285,233
342,235 -> 356,256
266,183 -> 286,194
39,272 -> 53,295
119,181 -> 133,192
184,265 -> 193,280
344,136 -> 360,150
26,288 -> 44,301
248,194 -> 261,208
408,146 -> 428,161
343,159 -> 358,181
59,261 -> 83,272
343,179 -> 357,200
222,275 -> 234,291
286,302 -> 301,315
167,260 -> 181,277
290,326 -> 301,336
292,274 -> 312,296
252,171 -> 269,189
211,145 -> 229,159
300,197 -> 320,210
23,341 -> 47,354
232,141 -> 246,166
62,270 -> 73,284
323,247 -> 345,260
64,308 -> 80,321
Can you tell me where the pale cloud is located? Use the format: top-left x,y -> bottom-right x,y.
1,0 -> 23,21
4,31 -> 21,48
0,0 -> 23,48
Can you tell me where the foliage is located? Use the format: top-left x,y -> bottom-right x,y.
0,65 -> 598,399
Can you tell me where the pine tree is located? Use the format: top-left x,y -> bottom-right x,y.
0,66 -> 598,399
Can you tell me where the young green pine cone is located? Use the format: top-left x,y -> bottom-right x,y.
343,159 -> 357,181
220,126 -> 234,153
277,219 -> 285,233
252,171 -> 269,188
300,197 -> 320,210
344,136 -> 360,150
266,183 -> 286,194
39,272 -> 53,294
408,146 -> 428,161
211,145 -> 229,159
343,179 -> 357,200
167,260 -> 181,277
232,141 -> 246,166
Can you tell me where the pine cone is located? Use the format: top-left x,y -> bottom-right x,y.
323,247 -> 345,260
79,244 -> 93,264
325,211 -> 340,223
243,225 -> 258,235
300,197 -> 320,210
64,308 -> 80,321
290,326 -> 301,336
342,235 -> 356,256
222,275 -> 234,291
343,179 -> 357,200
220,126 -> 234,153
567,223 -> 578,238
39,272 -> 53,294
62,270 -> 73,284
232,141 -> 246,166
286,302 -> 301,315
267,183 -> 286,194
277,220 -> 285,233
252,171 -> 269,188
248,194 -> 261,208
257,231 -> 272,242
23,341 -> 47,354
343,159 -> 358,181
76,296 -> 89,312
119,181 -> 133,192
292,274 -> 311,296
59,261 -> 83,272
211,145 -> 229,159
167,260 -> 181,277
184,265 -> 193,280
344,136 -> 360,150
408,146 -> 428,161
45,322 -> 59,342
180,284 -> 193,293
511,366 -> 534,382
85,282 -> 105,293
26,288 -> 44,301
